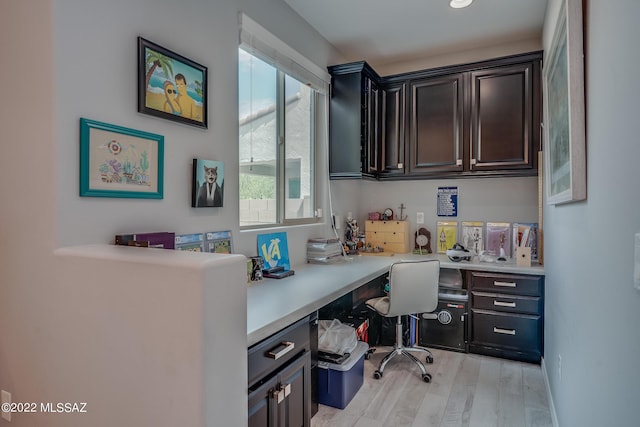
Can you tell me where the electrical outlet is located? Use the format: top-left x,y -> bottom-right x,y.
1,389 -> 11,422
416,212 -> 424,224
558,355 -> 562,380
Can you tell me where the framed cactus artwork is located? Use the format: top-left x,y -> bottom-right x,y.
79,118 -> 164,199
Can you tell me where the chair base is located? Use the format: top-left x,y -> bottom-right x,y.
374,316 -> 434,383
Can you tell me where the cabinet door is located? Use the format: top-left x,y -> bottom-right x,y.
329,72 -> 364,178
364,77 -> 380,175
249,376 -> 279,427
469,62 -> 538,171
408,74 -> 465,175
380,82 -> 406,177
277,351 -> 311,427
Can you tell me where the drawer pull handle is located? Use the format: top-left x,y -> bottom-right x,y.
266,341 -> 295,360
493,327 -> 516,335
494,300 -> 516,308
494,281 -> 517,288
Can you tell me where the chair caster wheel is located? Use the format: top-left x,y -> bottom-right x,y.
422,373 -> 432,383
426,355 -> 434,364
374,370 -> 383,379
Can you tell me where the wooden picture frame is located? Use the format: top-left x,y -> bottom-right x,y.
79,118 -> 164,199
138,37 -> 208,128
543,0 -> 586,205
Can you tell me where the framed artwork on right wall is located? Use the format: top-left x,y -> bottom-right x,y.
543,0 -> 586,205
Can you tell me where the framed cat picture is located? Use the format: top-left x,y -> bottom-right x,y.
191,159 -> 224,207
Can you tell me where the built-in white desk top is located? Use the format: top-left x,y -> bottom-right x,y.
247,253 -> 544,347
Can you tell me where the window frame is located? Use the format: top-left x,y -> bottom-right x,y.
238,47 -> 322,230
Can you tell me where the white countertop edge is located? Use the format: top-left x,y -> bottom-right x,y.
247,253 -> 544,347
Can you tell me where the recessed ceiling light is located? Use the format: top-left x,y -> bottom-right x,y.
450,0 -> 473,8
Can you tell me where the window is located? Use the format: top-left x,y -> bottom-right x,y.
238,14 -> 328,228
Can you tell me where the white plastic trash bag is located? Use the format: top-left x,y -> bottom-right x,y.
318,319 -> 358,355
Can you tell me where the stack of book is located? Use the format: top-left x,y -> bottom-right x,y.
307,238 -> 343,264
115,232 -> 175,249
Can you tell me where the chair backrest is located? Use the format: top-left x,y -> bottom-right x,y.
386,259 -> 440,317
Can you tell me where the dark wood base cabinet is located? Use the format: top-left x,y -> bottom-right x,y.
249,316 -> 312,427
468,271 -> 544,363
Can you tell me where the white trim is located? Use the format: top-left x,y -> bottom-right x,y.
541,356 -> 560,427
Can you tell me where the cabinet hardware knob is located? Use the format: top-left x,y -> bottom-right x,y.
283,383 -> 291,398
271,387 -> 286,403
271,383 -> 292,404
494,281 -> 517,288
493,327 -> 516,335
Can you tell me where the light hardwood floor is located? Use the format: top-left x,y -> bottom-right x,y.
311,347 -> 553,427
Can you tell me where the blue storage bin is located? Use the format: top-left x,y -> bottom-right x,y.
317,341 -> 369,409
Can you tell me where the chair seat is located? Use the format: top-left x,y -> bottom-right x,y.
366,296 -> 390,316
365,260 -> 440,382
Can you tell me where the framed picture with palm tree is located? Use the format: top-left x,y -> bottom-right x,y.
138,37 -> 208,128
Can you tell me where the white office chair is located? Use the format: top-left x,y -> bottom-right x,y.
366,259 -> 440,382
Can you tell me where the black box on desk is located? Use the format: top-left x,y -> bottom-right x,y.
317,341 -> 369,409
418,289 -> 468,353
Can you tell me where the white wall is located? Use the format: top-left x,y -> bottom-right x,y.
0,0 -> 341,426
541,0 -> 640,425
0,0 -> 57,425
331,177 -> 539,246
48,246 -> 247,427
52,0 -> 341,265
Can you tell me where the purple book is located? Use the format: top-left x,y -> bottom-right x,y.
135,232 -> 175,249
116,232 -> 175,249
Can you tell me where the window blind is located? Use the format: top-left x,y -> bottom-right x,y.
238,12 -> 330,94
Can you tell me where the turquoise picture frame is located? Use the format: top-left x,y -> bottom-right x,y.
79,118 -> 164,199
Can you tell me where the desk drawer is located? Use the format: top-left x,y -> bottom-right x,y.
365,220 -> 407,232
472,291 -> 542,315
248,316 -> 310,387
470,271 -> 543,296
366,231 -> 405,244
471,309 -> 541,353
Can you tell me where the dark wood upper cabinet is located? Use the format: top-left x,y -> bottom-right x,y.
469,61 -> 539,172
327,62 -> 380,179
327,51 -> 542,180
380,82 -> 406,177
408,73 -> 465,176
365,77 -> 381,175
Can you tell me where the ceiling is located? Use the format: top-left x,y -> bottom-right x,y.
283,0 -> 548,68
